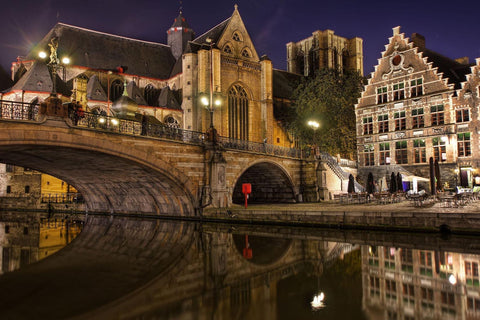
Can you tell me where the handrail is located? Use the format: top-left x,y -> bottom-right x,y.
0,100 -> 39,121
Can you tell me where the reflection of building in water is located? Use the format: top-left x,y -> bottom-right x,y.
362,245 -> 480,319
0,215 -> 82,274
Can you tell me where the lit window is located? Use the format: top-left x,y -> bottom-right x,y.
431,105 -> 444,126
363,117 -> 373,135
395,140 -> 408,164
379,143 -> 390,165
458,132 -> 471,157
378,114 -> 388,133
394,111 -> 406,131
413,139 -> 426,163
377,86 -> 387,104
364,144 -> 374,166
412,108 -> 424,128
456,108 -> 470,122
433,137 -> 446,162
410,78 -> 423,97
393,82 -> 405,101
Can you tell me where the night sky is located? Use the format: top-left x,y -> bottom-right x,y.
1,0 -> 480,76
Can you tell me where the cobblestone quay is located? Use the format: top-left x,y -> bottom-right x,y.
203,200 -> 480,234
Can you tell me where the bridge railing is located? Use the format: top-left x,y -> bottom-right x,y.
0,100 -> 39,121
72,111 -> 205,144
217,136 -> 305,158
41,193 -> 84,204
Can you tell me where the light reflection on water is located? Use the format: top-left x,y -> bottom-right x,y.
0,212 -> 479,320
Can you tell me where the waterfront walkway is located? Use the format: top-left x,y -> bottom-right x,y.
203,198 -> 480,234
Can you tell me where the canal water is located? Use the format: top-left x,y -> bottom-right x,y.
0,211 -> 479,319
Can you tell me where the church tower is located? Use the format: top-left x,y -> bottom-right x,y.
167,12 -> 195,60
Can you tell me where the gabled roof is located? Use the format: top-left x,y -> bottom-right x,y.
26,23 -> 176,79
158,86 -> 181,110
422,49 -> 472,90
11,61 -> 53,93
192,18 -> 231,47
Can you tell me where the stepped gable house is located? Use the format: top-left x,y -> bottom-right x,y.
356,26 -> 480,189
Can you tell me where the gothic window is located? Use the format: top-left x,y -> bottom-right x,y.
412,108 -> 424,128
110,80 -> 123,101
296,50 -> 305,76
164,115 -> 179,128
223,44 -> 233,54
241,48 -> 251,58
232,32 -> 241,42
228,84 -> 249,140
144,84 -> 160,106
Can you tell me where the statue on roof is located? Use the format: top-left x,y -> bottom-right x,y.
48,37 -> 59,65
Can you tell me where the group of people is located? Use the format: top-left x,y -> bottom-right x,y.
67,100 -> 85,125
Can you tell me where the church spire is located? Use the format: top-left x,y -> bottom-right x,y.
167,10 -> 195,60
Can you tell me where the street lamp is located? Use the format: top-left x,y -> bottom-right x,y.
200,37 -> 222,143
38,37 -> 70,96
307,120 -> 320,157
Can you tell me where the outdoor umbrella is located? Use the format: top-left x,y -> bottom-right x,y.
367,172 -> 374,194
348,174 -> 355,193
389,172 -> 397,193
397,172 -> 404,192
434,159 -> 441,191
429,157 -> 436,194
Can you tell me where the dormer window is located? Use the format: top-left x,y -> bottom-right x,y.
233,32 -> 241,41
223,45 -> 233,54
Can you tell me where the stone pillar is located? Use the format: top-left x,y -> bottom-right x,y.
316,160 -> 330,200
39,94 -> 67,117
204,144 -> 230,208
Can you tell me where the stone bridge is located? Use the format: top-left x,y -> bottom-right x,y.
0,107 -> 314,215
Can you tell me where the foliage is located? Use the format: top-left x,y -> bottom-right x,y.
288,68 -> 364,159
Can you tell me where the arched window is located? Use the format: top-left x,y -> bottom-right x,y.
223,44 -> 233,54
241,48 -> 251,58
233,32 -> 241,42
228,85 -> 249,140
110,80 -> 124,101
144,84 -> 160,106
164,115 -> 179,128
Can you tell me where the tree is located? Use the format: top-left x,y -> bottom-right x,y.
288,68 -> 363,159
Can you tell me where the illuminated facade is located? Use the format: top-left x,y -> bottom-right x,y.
356,26 -> 479,188
362,244 -> 480,319
2,6 -> 296,148
286,30 -> 363,76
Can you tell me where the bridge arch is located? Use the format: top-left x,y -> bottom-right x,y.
0,122 -> 199,216
232,160 -> 296,204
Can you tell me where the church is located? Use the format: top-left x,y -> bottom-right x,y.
2,5 -> 297,148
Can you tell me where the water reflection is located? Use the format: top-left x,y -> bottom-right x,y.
0,213 -> 83,274
1,213 -> 480,319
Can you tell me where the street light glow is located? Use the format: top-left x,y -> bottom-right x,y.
307,120 -> 320,130
214,98 -> 222,107
201,96 -> 209,107
61,57 -> 70,64
38,51 -> 47,59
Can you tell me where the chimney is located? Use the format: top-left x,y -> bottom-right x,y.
411,33 -> 425,50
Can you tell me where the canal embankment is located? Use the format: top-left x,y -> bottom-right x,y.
202,199 -> 480,234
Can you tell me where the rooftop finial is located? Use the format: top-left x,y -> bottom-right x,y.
179,0 -> 183,14
234,4 -> 238,11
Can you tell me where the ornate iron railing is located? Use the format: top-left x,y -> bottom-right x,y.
41,193 -> 84,204
0,100 -> 39,121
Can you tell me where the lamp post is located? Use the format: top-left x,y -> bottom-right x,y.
200,37 -> 222,143
307,120 -> 320,157
454,168 -> 459,188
